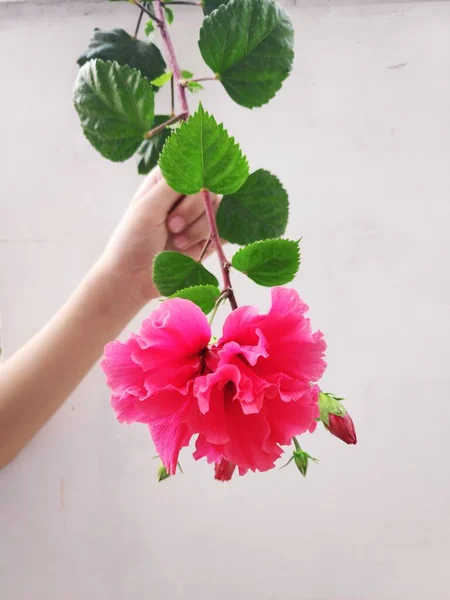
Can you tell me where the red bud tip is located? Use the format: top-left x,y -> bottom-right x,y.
214,459 -> 236,482
327,412 -> 357,445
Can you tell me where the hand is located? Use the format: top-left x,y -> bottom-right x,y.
98,167 -> 219,310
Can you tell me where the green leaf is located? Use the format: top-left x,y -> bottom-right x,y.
231,239 -> 300,286
73,59 -> 155,162
187,81 -> 204,93
169,285 -> 221,314
202,0 -> 232,15
217,169 -> 288,244
199,0 -> 294,108
151,71 -> 172,87
145,20 -> 155,36
153,251 -> 219,296
159,103 -> 249,195
164,6 -> 175,23
181,70 -> 194,79
137,115 -> 172,174
77,28 -> 166,83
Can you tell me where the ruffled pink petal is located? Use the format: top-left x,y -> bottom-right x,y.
111,394 -> 151,425
266,385 -> 320,445
219,305 -> 262,347
193,435 -> 225,464
101,338 -> 146,399
222,401 -> 282,473
149,415 -> 192,475
132,299 -> 211,391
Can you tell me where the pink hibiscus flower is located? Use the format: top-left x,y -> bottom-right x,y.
101,287 -> 327,477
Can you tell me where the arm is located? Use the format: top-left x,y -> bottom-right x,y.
0,168 -> 218,467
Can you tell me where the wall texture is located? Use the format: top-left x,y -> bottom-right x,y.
1,1 -> 450,599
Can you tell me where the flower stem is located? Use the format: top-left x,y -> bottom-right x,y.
154,1 -> 237,309
182,76 -> 218,85
134,8 -> 145,38
163,1 -> 201,5
131,0 -> 162,24
202,189 -> 237,310
154,0 -> 189,117
198,238 -> 211,262
144,113 -> 187,139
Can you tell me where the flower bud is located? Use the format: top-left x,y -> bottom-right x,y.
157,465 -> 171,482
293,450 -> 310,477
214,459 -> 236,482
327,411 -> 357,445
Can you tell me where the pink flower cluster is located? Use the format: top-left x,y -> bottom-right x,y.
101,287 -> 327,477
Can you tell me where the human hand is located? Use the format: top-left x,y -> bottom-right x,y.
97,167 -> 219,311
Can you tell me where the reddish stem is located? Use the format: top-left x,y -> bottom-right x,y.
202,189 -> 237,310
154,1 -> 237,309
155,1 -> 189,117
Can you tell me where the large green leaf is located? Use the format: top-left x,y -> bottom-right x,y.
77,28 -> 166,83
73,59 -> 155,162
199,0 -> 294,108
202,0 -> 232,15
231,239 -> 300,286
153,251 -> 219,296
217,169 -> 288,244
169,285 -> 221,314
137,115 -> 172,175
159,103 -> 249,195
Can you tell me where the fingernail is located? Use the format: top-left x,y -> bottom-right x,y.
168,216 -> 185,233
174,235 -> 189,249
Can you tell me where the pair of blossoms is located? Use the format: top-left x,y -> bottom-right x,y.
102,287 -> 355,481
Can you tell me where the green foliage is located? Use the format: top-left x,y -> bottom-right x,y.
231,239 -> 300,286
145,20 -> 155,36
164,6 -> 175,24
137,115 -> 172,174
199,0 -> 294,108
73,59 -> 155,161
217,169 -> 288,244
77,28 -> 166,83
153,251 -> 219,296
159,104 -> 249,195
169,285 -> 221,314
151,72 -> 172,87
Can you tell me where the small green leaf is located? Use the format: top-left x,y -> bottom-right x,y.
145,20 -> 155,36
169,285 -> 221,314
73,59 -> 155,162
77,28 -> 166,83
181,70 -> 194,79
199,0 -> 294,108
231,239 -> 300,286
187,81 -> 204,93
151,71 -> 173,87
153,251 -> 219,296
217,169 -> 288,244
137,115 -> 172,175
159,103 -> 249,195
164,6 -> 175,23
202,0 -> 232,15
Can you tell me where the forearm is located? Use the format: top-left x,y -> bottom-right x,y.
0,263 -> 146,467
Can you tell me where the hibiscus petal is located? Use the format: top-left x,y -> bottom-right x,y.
101,338 -> 145,398
266,385 -> 320,445
150,414 -> 193,475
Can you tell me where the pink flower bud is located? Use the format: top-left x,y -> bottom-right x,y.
327,411 -> 357,445
214,459 -> 236,482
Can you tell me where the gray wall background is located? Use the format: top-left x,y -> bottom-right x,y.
1,1 -> 450,598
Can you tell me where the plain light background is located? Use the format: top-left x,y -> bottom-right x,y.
1,1 -> 450,598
